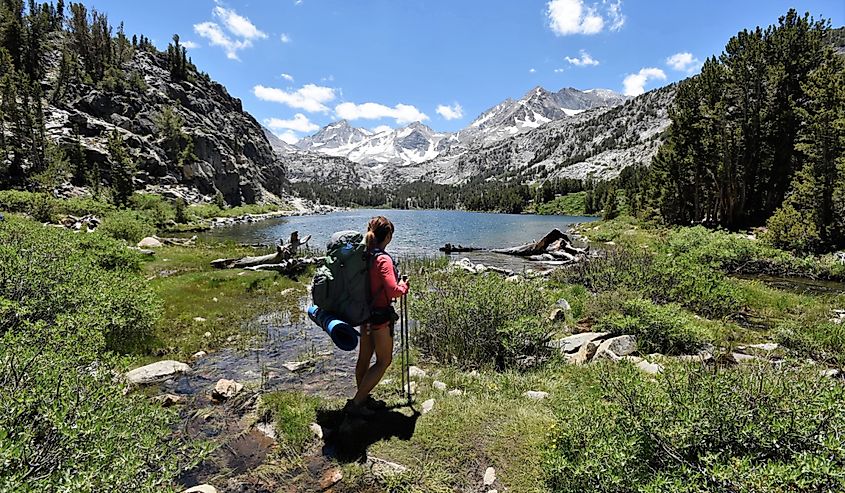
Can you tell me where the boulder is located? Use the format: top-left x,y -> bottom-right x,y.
183,485 -> 217,493
447,389 -> 463,396
569,341 -> 598,365
137,236 -> 163,248
126,360 -> 190,385
524,390 -> 549,400
309,422 -> 324,439
368,457 -> 408,477
408,366 -> 427,378
483,467 -> 497,486
552,332 -> 609,354
549,308 -> 566,322
211,379 -> 243,400
635,360 -> 664,375
595,335 -> 637,358
191,351 -> 208,361
421,399 -> 436,414
747,343 -> 779,352
729,352 -> 761,364
556,298 -> 572,311
433,380 -> 447,391
594,349 -> 621,362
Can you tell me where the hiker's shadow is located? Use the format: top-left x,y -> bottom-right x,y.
316,405 -> 419,463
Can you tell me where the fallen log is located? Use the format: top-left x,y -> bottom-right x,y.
439,243 -> 483,254
492,229 -> 580,257
244,257 -> 322,275
211,231 -> 311,269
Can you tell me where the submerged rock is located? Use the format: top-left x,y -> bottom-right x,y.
152,393 -> 183,407
126,360 -> 190,385
212,379 -> 243,400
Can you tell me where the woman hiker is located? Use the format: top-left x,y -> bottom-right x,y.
345,216 -> 410,417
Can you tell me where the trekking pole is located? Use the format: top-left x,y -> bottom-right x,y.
402,276 -> 412,406
399,294 -> 406,402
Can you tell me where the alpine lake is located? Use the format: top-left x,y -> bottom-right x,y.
194,208 -> 600,272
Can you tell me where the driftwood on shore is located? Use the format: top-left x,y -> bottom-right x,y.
211,231 -> 312,270
439,243 -> 483,254
492,229 -> 587,261
243,256 -> 323,274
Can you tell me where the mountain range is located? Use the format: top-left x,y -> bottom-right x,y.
276,84 -> 673,188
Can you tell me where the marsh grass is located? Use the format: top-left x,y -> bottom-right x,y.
140,243 -> 308,359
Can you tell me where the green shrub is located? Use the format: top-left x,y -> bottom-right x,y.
545,364 -> 845,492
413,272 -> 552,369
130,193 -> 176,227
776,320 -> 845,367
764,203 -> 822,254
594,298 -> 711,354
98,210 -> 157,243
0,218 -> 192,491
0,190 -> 41,213
0,217 -> 156,351
555,247 -> 742,319
258,391 -> 321,456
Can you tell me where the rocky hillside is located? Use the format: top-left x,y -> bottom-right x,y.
426,84 -> 676,184
41,34 -> 286,205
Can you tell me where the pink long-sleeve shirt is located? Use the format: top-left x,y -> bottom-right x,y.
369,253 -> 408,309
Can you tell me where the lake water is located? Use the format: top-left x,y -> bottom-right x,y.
197,208 -> 598,271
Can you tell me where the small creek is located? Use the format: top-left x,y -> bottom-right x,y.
731,273 -> 845,295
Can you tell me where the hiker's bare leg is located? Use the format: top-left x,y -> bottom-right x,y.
356,325 -> 375,387
352,325 -> 393,404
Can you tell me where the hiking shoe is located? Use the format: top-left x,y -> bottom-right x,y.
344,399 -> 375,418
364,396 -> 387,410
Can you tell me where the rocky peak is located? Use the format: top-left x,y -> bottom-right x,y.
43,42 -> 285,205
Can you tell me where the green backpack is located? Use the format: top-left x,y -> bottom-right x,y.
312,230 -> 380,326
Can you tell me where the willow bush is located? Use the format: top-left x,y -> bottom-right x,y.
412,271 -> 553,370
545,363 -> 845,493
0,218 -> 195,491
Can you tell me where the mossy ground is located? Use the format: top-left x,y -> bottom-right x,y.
138,242 -> 309,360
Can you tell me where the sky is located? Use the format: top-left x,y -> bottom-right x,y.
82,0 -> 844,143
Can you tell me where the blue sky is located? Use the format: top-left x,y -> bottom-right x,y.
84,0 -> 844,142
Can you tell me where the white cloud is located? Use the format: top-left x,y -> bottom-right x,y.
280,33 -> 291,43
213,6 -> 267,40
565,50 -> 600,66
264,114 -> 319,133
335,102 -> 428,125
436,103 -> 464,120
529,68 -> 537,73
182,40 -> 199,49
546,0 -> 625,35
547,0 -> 604,35
554,68 -> 566,73
666,52 -> 702,73
194,22 -> 251,60
281,73 -> 294,82
275,130 -> 300,144
606,0 -> 625,31
622,67 -> 667,96
372,125 -> 393,134
253,84 -> 336,113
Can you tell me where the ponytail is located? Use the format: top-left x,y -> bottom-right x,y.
366,216 -> 394,251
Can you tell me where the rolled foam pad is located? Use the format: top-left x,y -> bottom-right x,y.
308,305 -> 359,351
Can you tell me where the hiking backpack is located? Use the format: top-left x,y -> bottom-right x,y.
311,230 -> 384,326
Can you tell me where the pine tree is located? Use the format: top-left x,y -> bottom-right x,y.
106,129 -> 134,206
